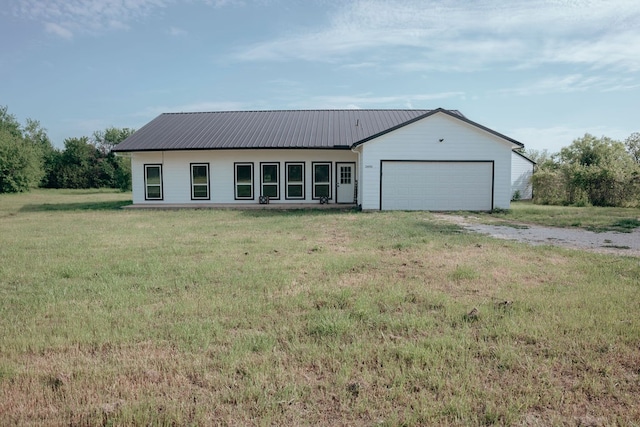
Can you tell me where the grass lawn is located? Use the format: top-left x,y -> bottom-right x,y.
1,190 -> 639,425
482,201 -> 640,232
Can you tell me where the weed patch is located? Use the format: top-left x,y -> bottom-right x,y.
588,218 -> 640,233
450,265 -> 480,282
485,202 -> 640,232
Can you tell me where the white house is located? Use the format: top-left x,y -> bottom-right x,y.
511,150 -> 536,200
113,108 -> 526,211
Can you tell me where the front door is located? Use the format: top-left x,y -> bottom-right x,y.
336,163 -> 355,203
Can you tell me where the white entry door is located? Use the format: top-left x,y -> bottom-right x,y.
336,163 -> 355,203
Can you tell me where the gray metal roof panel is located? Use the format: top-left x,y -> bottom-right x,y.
113,109 -> 478,152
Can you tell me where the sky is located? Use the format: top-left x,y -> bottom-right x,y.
1,0 -> 639,153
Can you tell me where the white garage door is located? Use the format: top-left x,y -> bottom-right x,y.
381,161 -> 494,211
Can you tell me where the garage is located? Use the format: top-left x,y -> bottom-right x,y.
381,161 -> 494,211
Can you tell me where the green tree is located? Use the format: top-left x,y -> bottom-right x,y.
625,132 -> 640,164
93,127 -> 135,191
0,106 -> 44,193
93,127 -> 135,155
0,129 -> 43,192
0,106 -> 22,138
58,137 -> 96,188
23,118 -> 59,188
40,148 -> 63,188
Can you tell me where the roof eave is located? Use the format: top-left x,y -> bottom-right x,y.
112,145 -> 353,153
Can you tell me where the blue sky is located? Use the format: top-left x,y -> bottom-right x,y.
2,0 -> 639,153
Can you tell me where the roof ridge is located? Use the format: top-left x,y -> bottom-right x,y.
161,109 -> 436,115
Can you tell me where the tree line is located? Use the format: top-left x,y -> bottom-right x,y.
527,133 -> 640,207
0,105 -> 133,193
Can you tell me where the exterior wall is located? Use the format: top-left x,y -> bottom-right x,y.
359,112 -> 515,210
131,149 -> 357,205
511,151 -> 534,200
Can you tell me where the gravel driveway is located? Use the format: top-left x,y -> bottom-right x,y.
435,215 -> 640,257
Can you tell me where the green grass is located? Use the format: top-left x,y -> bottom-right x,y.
1,190 -> 639,425
484,201 -> 640,232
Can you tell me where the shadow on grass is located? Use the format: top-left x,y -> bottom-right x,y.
20,200 -> 132,212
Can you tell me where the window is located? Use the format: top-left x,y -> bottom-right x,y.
260,163 -> 280,200
312,162 -> 331,199
144,164 -> 163,200
286,162 -> 305,199
235,163 -> 253,199
340,165 -> 352,184
191,163 -> 210,200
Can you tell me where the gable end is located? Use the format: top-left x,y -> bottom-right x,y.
351,108 -> 524,149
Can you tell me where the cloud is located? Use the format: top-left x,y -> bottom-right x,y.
44,22 -> 73,39
203,0 -> 244,6
533,31 -> 640,72
497,74 -> 639,97
14,0 -> 172,36
14,0 -> 246,38
168,26 -> 187,37
233,0 -> 640,72
340,62 -> 378,70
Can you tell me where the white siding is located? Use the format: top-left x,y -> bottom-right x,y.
131,149 -> 356,205
359,112 -> 514,210
511,152 -> 534,200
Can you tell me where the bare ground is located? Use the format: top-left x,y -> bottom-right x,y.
434,214 -> 640,257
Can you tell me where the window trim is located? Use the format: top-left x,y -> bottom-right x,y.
234,162 -> 254,200
312,162 -> 332,200
285,162 -> 305,200
260,162 -> 280,200
190,163 -> 210,200
144,164 -> 163,201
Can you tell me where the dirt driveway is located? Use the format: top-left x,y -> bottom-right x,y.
434,214 -> 640,257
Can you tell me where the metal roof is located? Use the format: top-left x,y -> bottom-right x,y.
113,108 -> 522,152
